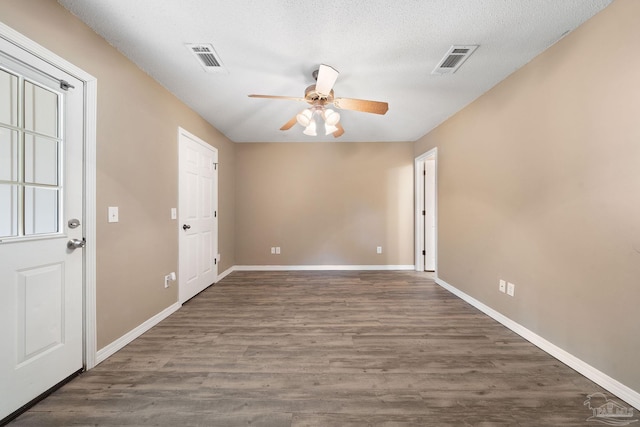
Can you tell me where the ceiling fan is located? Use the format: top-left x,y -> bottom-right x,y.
248,64 -> 389,138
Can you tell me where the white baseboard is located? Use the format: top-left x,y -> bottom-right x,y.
96,302 -> 181,365
234,264 -> 416,271
435,277 -> 640,410
216,266 -> 235,282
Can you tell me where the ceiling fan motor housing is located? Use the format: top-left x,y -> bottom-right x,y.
304,85 -> 334,105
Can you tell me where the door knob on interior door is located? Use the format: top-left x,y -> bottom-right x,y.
67,238 -> 86,250
182,224 -> 191,230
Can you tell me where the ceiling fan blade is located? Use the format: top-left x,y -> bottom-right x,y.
248,94 -> 306,102
332,123 -> 345,138
315,64 -> 339,96
280,115 -> 298,131
333,97 -> 389,115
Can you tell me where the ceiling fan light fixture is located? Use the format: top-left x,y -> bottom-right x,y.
324,123 -> 338,135
303,120 -> 317,136
322,109 -> 340,126
296,109 -> 313,127
249,64 -> 389,139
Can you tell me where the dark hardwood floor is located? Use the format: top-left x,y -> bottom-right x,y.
10,271 -> 611,426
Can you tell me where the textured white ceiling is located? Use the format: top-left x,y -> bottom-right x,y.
58,0 -> 611,143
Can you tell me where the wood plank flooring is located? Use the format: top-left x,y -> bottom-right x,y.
10,271 -> 612,426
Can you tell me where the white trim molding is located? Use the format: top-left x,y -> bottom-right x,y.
234,265 -> 416,271
435,277 -> 640,410
0,22 -> 98,370
217,266 -> 235,282
82,78 -> 98,369
96,302 -> 181,365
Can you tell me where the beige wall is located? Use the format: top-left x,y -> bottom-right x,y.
235,142 -> 414,266
0,0 -> 236,348
415,0 -> 640,392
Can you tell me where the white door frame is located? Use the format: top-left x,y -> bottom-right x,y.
0,23 -> 98,369
414,147 -> 438,275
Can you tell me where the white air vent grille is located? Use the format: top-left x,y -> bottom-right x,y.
186,44 -> 226,73
432,45 -> 478,75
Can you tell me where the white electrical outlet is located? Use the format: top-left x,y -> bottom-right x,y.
164,272 -> 176,288
507,282 -> 515,297
271,247 -> 276,254
376,246 -> 382,254
275,247 -> 281,254
499,279 -> 506,293
171,208 -> 177,220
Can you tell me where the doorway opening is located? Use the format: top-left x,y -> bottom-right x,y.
415,148 -> 437,273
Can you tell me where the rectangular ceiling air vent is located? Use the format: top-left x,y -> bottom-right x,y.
186,43 -> 226,73
432,45 -> 478,75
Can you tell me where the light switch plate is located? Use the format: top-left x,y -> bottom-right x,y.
108,206 -> 119,223
507,282 -> 515,297
171,208 -> 177,220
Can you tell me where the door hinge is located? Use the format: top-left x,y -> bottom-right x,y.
423,170 -> 426,175
213,162 -> 218,170
422,250 -> 426,256
214,258 -> 217,265
214,211 -> 217,218
422,210 -> 426,216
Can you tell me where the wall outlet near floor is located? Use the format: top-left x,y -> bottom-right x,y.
275,247 -> 281,255
271,247 -> 281,255
499,279 -> 506,293
507,282 -> 515,297
376,246 -> 382,254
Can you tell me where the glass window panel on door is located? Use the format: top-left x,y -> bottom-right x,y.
24,186 -> 59,235
24,133 -> 59,186
0,184 -> 18,238
0,127 -> 19,182
0,68 -> 18,127
24,80 -> 59,138
0,68 -> 62,239
0,67 -> 19,239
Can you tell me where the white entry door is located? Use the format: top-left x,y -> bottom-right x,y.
178,128 -> 218,303
424,158 -> 436,271
0,41 -> 84,420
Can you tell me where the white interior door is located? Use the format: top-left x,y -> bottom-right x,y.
424,158 -> 436,271
178,128 -> 218,303
0,42 -> 84,420
415,149 -> 437,273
